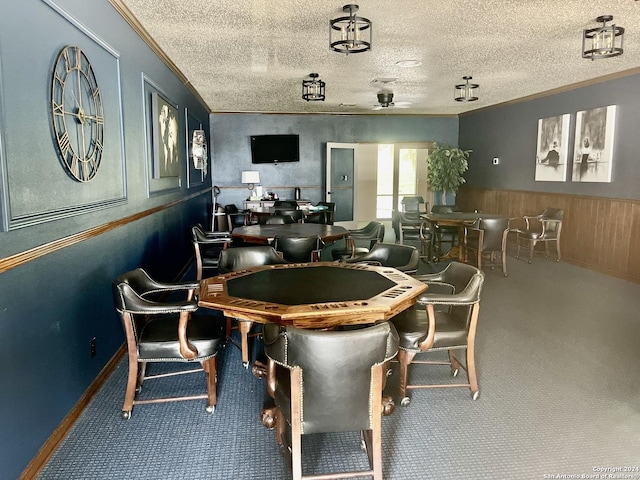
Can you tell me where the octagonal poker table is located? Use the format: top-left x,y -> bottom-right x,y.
198,261 -> 427,329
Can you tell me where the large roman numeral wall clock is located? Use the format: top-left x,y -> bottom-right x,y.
50,45 -> 104,182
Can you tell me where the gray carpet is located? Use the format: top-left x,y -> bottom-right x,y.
37,250 -> 640,479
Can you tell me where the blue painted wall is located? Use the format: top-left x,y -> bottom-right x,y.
210,114 -> 459,208
459,73 -> 640,200
0,1 -> 210,478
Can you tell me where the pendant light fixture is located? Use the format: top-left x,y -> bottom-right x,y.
329,4 -> 372,54
454,76 -> 479,102
582,15 -> 624,60
302,73 -> 326,101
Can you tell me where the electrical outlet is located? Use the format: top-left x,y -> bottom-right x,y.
90,337 -> 97,358
492,157 -> 500,165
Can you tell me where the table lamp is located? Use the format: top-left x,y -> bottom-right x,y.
242,171 -> 260,200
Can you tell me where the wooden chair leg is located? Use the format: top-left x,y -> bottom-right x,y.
238,320 -> 254,368
466,344 -> 479,400
122,355 -> 139,416
397,349 -> 417,406
555,239 -> 561,261
290,368 -> 303,480
203,356 -> 217,412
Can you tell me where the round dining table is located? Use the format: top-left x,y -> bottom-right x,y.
230,223 -> 348,245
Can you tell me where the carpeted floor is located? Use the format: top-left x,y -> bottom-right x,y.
37,249 -> 640,479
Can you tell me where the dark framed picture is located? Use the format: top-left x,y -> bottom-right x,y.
535,114 -> 570,182
151,92 -> 180,178
572,105 -> 616,183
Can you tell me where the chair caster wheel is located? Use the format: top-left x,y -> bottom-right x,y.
528,260 -> 532,264
471,390 -> 480,400
121,410 -> 131,420
386,369 -> 393,377
452,368 -> 459,377
400,396 -> 411,407
205,405 -> 215,414
135,386 -> 142,393
242,361 -> 250,369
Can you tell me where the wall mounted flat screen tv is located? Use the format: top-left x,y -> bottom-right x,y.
250,134 -> 299,164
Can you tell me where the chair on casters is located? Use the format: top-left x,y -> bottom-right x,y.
331,221 -> 385,261
112,268 -> 224,419
273,235 -> 324,263
218,246 -> 289,368
390,262 -> 484,405
191,225 -> 232,280
515,207 -> 564,263
464,217 -> 509,276
343,242 -> 420,274
261,322 -> 399,480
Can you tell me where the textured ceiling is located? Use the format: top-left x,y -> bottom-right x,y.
112,0 -> 640,115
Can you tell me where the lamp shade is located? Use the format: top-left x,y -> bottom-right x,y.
241,171 -> 260,184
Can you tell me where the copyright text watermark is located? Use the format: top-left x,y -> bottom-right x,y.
543,466 -> 640,479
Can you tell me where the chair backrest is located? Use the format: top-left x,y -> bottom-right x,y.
431,204 -> 459,214
348,242 -> 420,273
112,268 -> 198,344
265,214 -> 296,225
541,208 -> 564,234
274,208 -> 303,223
430,262 -> 484,329
316,202 -> 336,224
273,235 -> 323,262
217,246 -> 288,273
401,196 -> 426,213
225,203 -> 251,228
263,322 -> 399,434
541,207 -> 564,221
273,200 -> 298,209
477,217 -> 509,252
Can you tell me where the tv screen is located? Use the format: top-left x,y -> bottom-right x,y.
250,134 -> 299,164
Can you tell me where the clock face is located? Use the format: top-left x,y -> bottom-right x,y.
51,45 -> 104,182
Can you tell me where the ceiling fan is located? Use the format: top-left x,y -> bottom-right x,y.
372,92 -> 411,110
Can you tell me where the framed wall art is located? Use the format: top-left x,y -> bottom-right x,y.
572,105 -> 616,183
535,114 -> 570,182
185,109 -> 207,188
151,91 -> 180,178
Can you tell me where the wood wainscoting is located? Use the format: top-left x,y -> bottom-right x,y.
457,186 -> 640,284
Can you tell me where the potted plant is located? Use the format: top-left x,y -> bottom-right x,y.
426,143 -> 471,204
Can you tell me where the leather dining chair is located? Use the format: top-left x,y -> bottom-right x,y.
390,261 -> 484,405
218,246 -> 289,368
343,242 -> 420,274
273,235 -> 324,263
305,202 -> 335,225
225,204 -> 252,229
331,221 -> 385,260
464,217 -> 510,276
261,322 -> 399,480
265,214 -> 297,225
112,268 -> 224,418
274,208 -> 304,223
191,224 -> 233,280
515,207 -> 564,263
